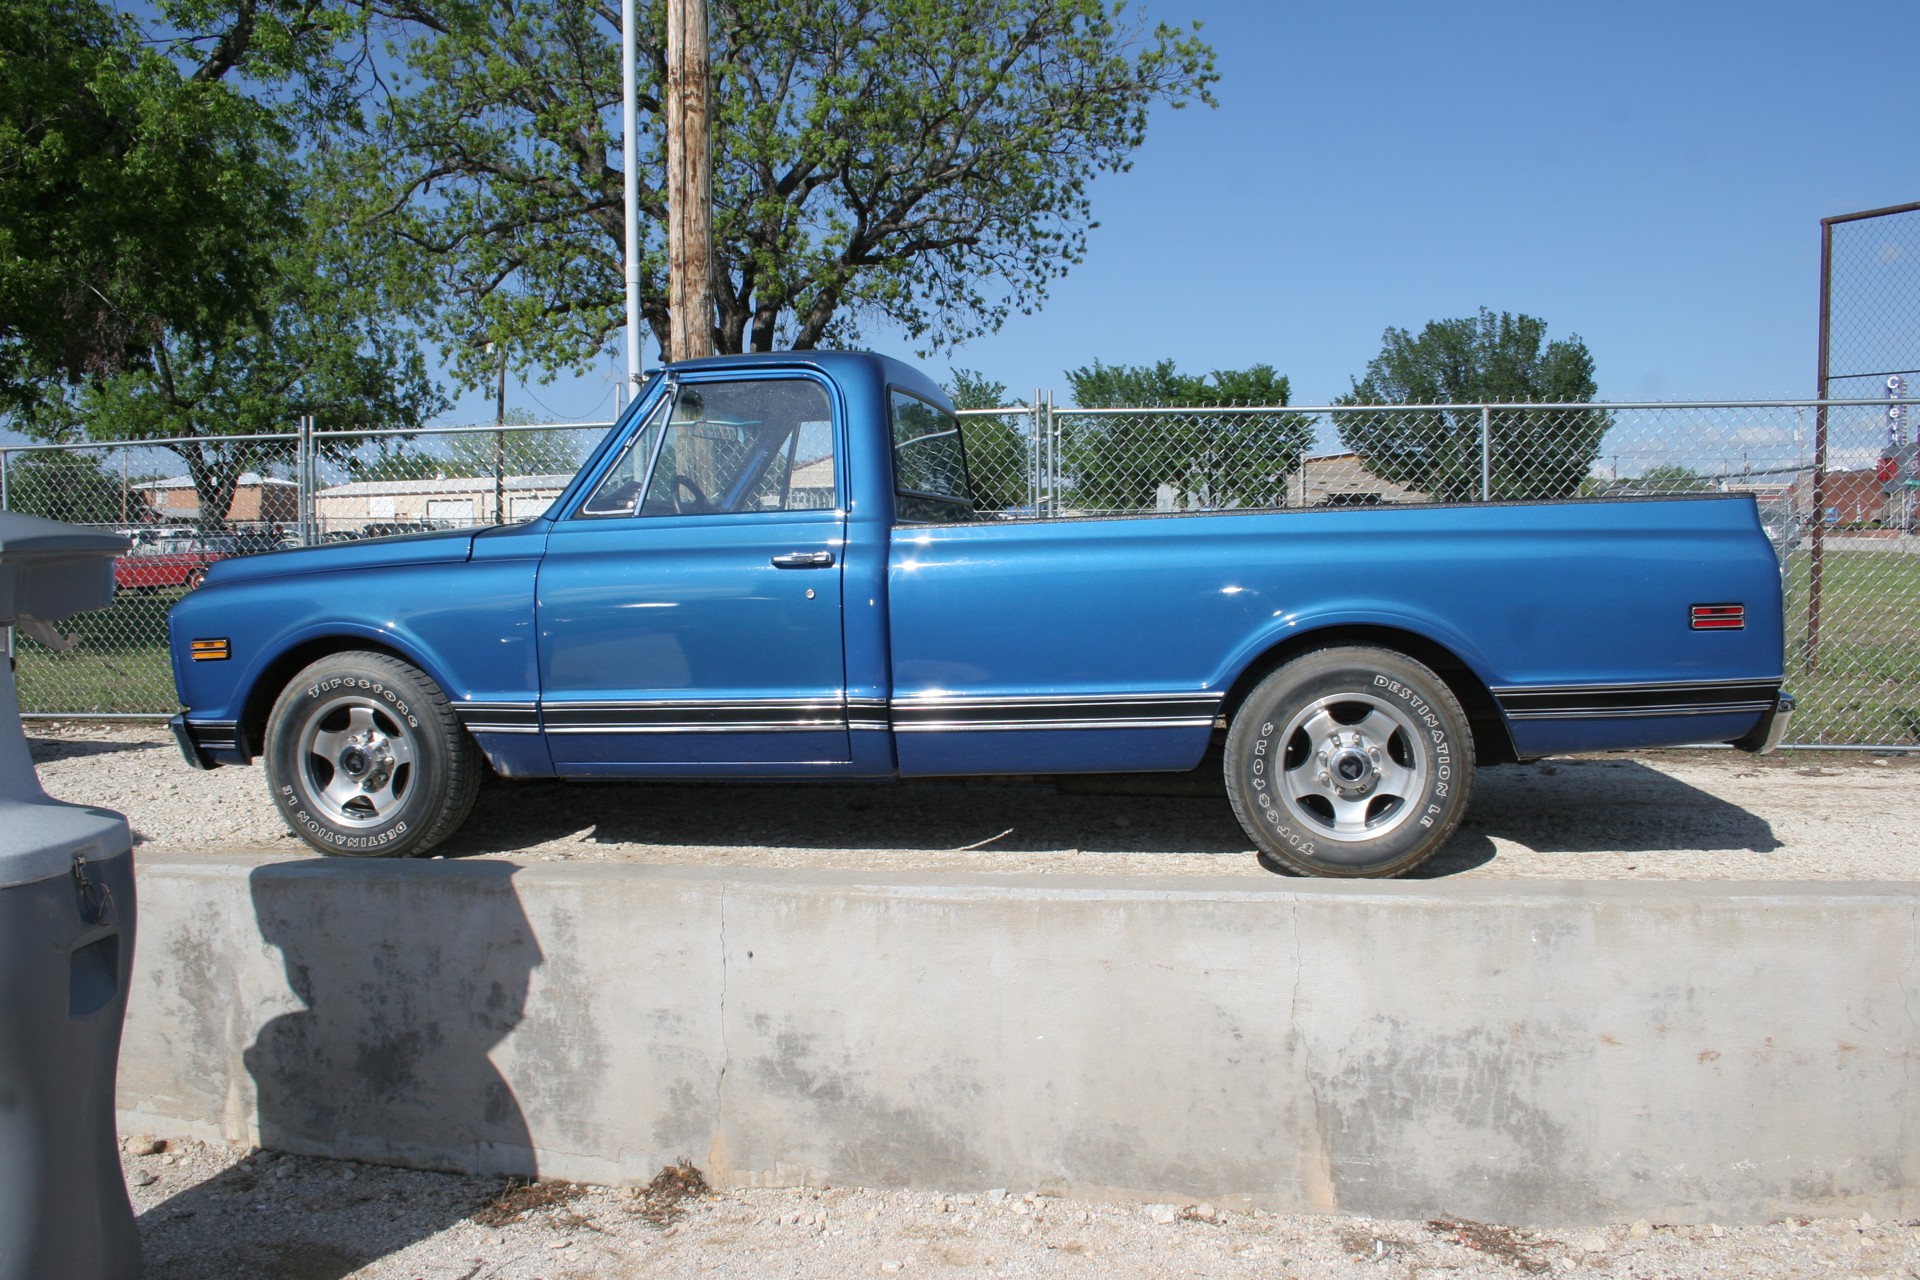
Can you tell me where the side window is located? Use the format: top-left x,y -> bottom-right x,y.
579,378 -> 835,517
889,390 -> 974,523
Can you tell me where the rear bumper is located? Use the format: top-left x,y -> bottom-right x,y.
1732,691 -> 1795,754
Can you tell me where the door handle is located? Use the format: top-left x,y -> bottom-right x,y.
770,551 -> 835,569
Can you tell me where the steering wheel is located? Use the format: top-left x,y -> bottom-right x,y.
669,473 -> 711,514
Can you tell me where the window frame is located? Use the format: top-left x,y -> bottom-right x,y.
567,370 -> 843,521
887,387 -> 975,524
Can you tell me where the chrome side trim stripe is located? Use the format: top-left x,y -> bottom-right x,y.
891,692 -> 1222,734
543,698 -> 847,735
455,702 -> 542,735
468,693 -> 1224,736
1492,679 -> 1783,722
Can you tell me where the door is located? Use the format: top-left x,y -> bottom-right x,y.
536,373 -> 850,770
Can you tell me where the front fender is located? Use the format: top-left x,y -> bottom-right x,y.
169,557 -> 542,743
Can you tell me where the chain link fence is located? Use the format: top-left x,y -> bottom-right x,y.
4,401 -> 1914,747
1,422 -> 612,719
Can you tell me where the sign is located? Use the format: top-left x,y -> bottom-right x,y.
1887,376 -> 1911,495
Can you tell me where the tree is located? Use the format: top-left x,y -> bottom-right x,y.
1060,359 -> 1314,511
0,0 -> 299,407
944,369 -> 1029,513
2,0 -> 450,527
1335,309 -> 1607,503
330,0 -> 1217,389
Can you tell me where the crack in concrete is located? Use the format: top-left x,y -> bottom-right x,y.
1288,895 -> 1336,1211
714,886 -> 725,1105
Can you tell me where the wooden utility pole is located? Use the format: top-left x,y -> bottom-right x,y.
666,0 -> 714,362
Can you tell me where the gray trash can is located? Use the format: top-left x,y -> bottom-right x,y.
0,514 -> 140,1280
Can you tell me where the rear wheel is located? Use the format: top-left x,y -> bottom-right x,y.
263,651 -> 483,857
184,567 -> 207,590
1224,646 -> 1473,878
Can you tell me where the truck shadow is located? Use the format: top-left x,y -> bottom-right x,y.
441,757 -> 1777,874
447,776 -> 1258,857
1462,758 -> 1781,854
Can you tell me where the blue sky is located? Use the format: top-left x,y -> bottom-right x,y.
454,0 -> 1920,422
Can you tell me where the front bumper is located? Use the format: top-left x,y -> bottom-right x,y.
1733,691 -> 1795,754
169,715 -> 243,770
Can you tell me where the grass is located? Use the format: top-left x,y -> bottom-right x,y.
13,552 -> 1919,746
15,588 -> 179,716
1784,549 -> 1920,745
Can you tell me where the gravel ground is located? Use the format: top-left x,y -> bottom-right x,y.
121,1135 -> 1920,1280
37,722 -> 1920,1276
28,720 -> 1920,880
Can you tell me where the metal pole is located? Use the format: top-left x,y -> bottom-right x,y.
1480,405 -> 1492,501
495,352 -> 508,525
299,415 -> 315,546
621,0 -> 644,387
1030,390 -> 1042,515
1809,217 -> 1833,674
1047,391 -> 1059,516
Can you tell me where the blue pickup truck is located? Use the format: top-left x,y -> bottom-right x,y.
167,351 -> 1791,877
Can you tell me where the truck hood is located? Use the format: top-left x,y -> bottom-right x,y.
203,527 -> 476,587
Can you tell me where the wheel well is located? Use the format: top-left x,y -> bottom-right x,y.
1219,625 -> 1518,767
237,637 -> 421,762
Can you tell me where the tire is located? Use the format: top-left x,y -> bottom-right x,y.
263,651 -> 483,857
184,568 -> 207,590
1224,646 -> 1473,878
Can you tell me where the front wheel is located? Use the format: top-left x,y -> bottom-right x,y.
263,651 -> 483,857
1224,646 -> 1473,878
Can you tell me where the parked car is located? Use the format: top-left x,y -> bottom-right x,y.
115,537 -> 228,592
166,352 -> 1792,876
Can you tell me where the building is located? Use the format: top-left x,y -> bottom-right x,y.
1785,468 -> 1893,528
135,474 -> 298,527
1287,453 -> 1429,507
313,474 -> 574,535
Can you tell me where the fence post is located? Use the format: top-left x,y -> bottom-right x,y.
1480,406 -> 1492,502
297,415 -> 315,545
1028,393 -> 1042,515
0,449 -> 9,513
1047,391 -> 1060,516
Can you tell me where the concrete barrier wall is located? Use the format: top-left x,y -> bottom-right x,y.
117,854 -> 1920,1226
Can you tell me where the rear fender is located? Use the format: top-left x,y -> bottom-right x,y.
1211,605 -> 1518,765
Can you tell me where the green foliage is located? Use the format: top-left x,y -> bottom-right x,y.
329,0 -> 1217,387
1335,309 -> 1607,503
943,369 -> 1029,512
1,0 -> 448,528
0,0 -> 297,404
1061,359 -> 1314,511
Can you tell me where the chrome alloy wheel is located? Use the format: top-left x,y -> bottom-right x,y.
297,701 -> 417,827
1276,692 -> 1425,842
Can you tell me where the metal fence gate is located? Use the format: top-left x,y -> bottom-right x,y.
6,397 -> 1915,748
